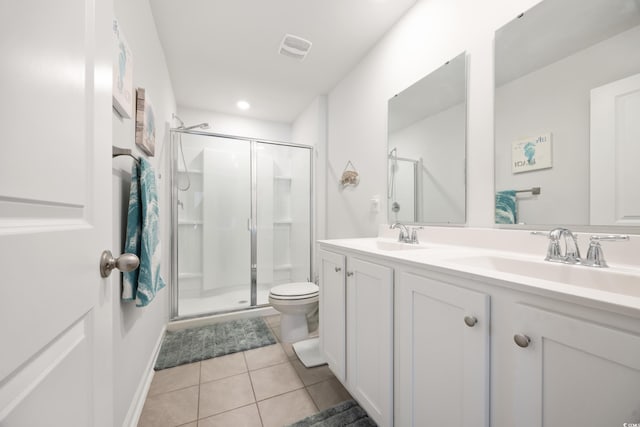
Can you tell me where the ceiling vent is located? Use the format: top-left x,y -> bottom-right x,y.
279,34 -> 312,61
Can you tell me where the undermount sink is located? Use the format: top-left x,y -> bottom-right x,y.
375,240 -> 429,251
450,255 -> 640,297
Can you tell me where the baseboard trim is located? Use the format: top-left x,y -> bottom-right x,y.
122,325 -> 166,427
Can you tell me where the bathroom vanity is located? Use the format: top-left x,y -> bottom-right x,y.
318,229 -> 640,427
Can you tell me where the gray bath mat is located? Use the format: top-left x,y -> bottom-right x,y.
286,400 -> 377,427
154,317 -> 276,370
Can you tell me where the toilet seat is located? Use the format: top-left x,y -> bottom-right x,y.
269,282 -> 319,300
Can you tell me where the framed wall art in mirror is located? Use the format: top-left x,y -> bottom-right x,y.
388,52 -> 467,225
494,0 -> 640,229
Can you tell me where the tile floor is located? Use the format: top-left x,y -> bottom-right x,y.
138,315 -> 353,427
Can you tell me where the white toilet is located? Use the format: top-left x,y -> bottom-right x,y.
269,281 -> 324,367
268,282 -> 319,343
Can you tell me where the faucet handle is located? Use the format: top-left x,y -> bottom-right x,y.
583,235 -> 629,268
409,226 -> 423,244
531,230 -> 561,261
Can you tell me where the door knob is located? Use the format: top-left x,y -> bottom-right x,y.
100,250 -> 140,278
514,334 -> 531,348
464,316 -> 478,327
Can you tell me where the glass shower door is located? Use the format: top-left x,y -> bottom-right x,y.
175,134 -> 252,317
172,132 -> 312,319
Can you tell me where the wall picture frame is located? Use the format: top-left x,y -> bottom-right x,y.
112,19 -> 134,118
511,133 -> 552,174
135,88 -> 156,156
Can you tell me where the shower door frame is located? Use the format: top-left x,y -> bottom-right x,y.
169,129 -> 314,320
389,156 -> 420,222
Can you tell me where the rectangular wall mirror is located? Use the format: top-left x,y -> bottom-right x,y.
494,0 -> 640,229
388,52 -> 467,225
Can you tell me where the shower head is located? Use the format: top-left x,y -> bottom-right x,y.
172,113 -> 185,128
172,113 -> 210,130
183,122 -> 210,130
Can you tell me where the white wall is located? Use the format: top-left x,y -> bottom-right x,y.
326,0 -> 545,238
292,96 -> 328,280
495,25 -> 640,225
177,106 -> 292,142
112,0 -> 176,424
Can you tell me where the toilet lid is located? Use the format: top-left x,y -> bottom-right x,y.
270,282 -> 319,298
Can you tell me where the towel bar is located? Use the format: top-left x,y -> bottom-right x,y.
515,187 -> 540,195
112,145 -> 140,163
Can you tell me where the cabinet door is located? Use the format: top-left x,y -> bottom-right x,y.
319,249 -> 347,382
512,304 -> 640,427
397,272 -> 490,427
347,257 -> 394,427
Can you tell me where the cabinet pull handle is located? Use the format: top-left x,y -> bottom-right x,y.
464,316 -> 477,327
335,267 -> 342,272
514,334 -> 531,348
346,271 -> 354,277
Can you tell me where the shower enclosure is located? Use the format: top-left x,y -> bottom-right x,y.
170,130 -> 313,319
388,150 -> 420,223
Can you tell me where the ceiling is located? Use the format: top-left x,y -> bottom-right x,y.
149,0 -> 417,123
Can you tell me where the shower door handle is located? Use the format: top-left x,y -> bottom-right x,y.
247,218 -> 252,231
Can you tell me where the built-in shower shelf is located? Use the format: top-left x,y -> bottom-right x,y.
179,273 -> 203,279
274,175 -> 292,181
177,169 -> 203,174
274,264 -> 293,271
273,219 -> 293,225
178,220 -> 203,225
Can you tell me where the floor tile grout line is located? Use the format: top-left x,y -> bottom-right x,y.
199,368 -> 250,386
243,350 -> 265,427
254,384 -> 307,404
247,355 -> 293,374
196,402 -> 260,424
196,361 -> 202,423
146,381 -> 201,400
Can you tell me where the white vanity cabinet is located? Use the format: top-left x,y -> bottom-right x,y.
319,238 -> 640,427
318,248 -> 347,382
395,269 -> 490,427
318,247 -> 394,427
501,303 -> 640,427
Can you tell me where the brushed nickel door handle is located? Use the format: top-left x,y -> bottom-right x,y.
100,250 -> 140,278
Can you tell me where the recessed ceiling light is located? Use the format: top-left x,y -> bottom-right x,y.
237,100 -> 250,110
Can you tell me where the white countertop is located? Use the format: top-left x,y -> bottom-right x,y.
318,232 -> 640,315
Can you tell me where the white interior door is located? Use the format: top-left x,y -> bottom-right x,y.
0,0 -> 113,425
590,72 -> 640,225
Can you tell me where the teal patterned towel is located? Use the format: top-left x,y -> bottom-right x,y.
495,190 -> 517,224
122,158 -> 165,306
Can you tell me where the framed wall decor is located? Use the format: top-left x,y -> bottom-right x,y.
511,133 -> 552,174
112,19 -> 134,118
135,88 -> 156,156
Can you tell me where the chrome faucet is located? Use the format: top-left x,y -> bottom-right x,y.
548,227 -> 581,264
390,222 -> 420,244
533,228 -> 629,268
